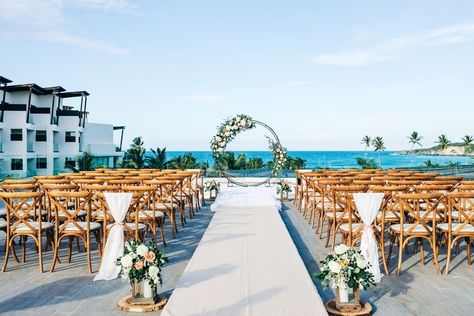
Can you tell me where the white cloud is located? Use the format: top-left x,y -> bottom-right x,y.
180,94 -> 233,103
0,0 -> 132,54
282,81 -> 309,87
38,29 -> 128,55
313,21 -> 474,66
68,0 -> 137,13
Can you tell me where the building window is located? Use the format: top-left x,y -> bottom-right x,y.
65,157 -> 76,168
36,130 -> 47,142
93,157 -> 109,168
11,159 -> 23,171
11,129 -> 22,141
65,131 -> 76,142
36,158 -> 47,169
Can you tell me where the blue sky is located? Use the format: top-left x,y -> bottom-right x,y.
1,0 -> 473,151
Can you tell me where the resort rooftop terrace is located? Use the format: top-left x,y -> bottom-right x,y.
1,199 -> 473,315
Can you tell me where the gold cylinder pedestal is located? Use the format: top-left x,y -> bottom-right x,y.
117,296 -> 167,313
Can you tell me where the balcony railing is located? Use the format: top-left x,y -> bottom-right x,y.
53,144 -> 59,152
0,143 -> 3,153
27,143 -> 34,152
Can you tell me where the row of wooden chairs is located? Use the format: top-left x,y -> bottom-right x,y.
0,169 -> 206,273
294,169 -> 473,275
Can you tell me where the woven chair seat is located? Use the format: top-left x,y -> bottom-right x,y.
107,222 -> 147,231
390,224 -> 429,234
339,223 -> 363,233
131,210 -> 165,219
325,212 -> 356,220
437,223 -> 474,233
15,222 -> 54,232
60,221 -> 101,232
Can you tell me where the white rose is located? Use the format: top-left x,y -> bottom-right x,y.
240,120 -> 246,127
136,244 -> 149,257
356,258 -> 367,269
328,261 -> 341,274
149,265 -> 159,278
225,132 -> 230,137
334,244 -> 349,255
121,255 -> 133,268
216,136 -> 222,142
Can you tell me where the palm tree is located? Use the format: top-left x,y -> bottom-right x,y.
285,156 -> 307,170
215,152 -> 247,170
461,135 -> 473,154
247,157 -> 264,169
168,152 -> 201,170
361,136 -> 371,158
372,136 -> 386,168
435,134 -> 451,151
66,152 -> 94,172
127,137 -> 146,168
146,147 -> 167,170
408,131 -> 423,152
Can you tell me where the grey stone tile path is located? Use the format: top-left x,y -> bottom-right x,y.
281,202 -> 474,315
1,201 -> 474,315
0,206 -> 214,315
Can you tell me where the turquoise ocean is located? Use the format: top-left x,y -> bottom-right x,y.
163,151 -> 472,170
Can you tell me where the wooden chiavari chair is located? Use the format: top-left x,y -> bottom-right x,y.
370,185 -> 410,274
97,192 -> 147,244
388,193 -> 443,275
0,191 -> 54,272
145,179 -> 179,237
329,185 -> 368,250
82,184 -> 120,248
48,191 -> 101,273
434,176 -> 464,182
121,185 -> 166,247
318,180 -> 352,243
438,192 -> 474,274
3,179 -> 37,185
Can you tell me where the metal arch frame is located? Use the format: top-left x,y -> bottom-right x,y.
217,120 -> 282,187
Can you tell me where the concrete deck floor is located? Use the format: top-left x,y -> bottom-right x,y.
1,201 -> 473,315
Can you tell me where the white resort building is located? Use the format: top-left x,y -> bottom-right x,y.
0,75 -> 125,179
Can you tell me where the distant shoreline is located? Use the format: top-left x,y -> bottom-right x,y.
398,144 -> 474,157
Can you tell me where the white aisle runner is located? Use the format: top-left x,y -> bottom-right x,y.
161,187 -> 328,316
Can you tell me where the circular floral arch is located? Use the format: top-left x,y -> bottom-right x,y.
210,114 -> 287,187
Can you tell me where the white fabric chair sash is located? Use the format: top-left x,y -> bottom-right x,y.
94,192 -> 133,281
353,192 -> 384,283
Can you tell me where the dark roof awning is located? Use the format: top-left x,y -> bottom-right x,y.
58,91 -> 89,98
1,83 -> 47,95
0,76 -> 12,84
43,86 -> 66,93
113,126 -> 126,130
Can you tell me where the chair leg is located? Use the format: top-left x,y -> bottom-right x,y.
467,237 -> 472,265
38,235 -> 44,273
2,236 -> 11,272
68,237 -> 73,263
380,233 -> 389,276
22,236 -> 26,263
50,238 -> 59,273
159,220 -> 167,247
397,236 -> 404,275
325,221 -> 332,247
445,236 -> 452,275
419,238 -> 425,266
86,235 -> 92,274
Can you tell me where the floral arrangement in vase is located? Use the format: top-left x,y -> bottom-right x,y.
314,244 -> 375,310
204,180 -> 221,200
204,180 -> 221,192
117,241 -> 168,301
276,179 -> 292,200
